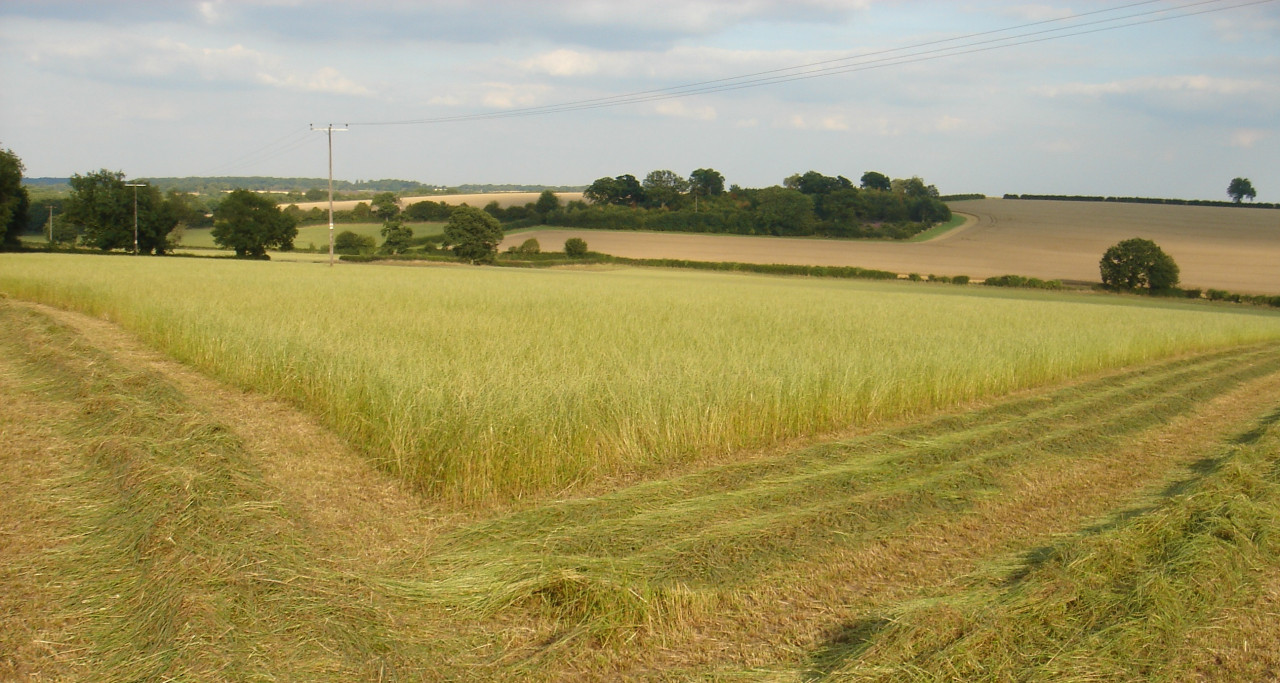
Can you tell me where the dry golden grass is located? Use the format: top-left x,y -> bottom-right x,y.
506,199 -> 1280,293
5,297 -> 1280,680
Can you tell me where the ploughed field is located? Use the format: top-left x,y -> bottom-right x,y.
3,254 -> 1280,679
506,198 -> 1280,294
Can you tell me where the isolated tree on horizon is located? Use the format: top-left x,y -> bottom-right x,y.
212,189 -> 298,259
1227,177 -> 1256,203
0,145 -> 30,249
1099,238 -> 1180,292
443,205 -> 503,264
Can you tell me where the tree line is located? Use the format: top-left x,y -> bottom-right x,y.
550,169 -> 951,239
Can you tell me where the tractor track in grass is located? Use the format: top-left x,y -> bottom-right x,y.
3,298 -> 1280,680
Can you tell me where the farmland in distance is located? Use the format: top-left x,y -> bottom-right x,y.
505,198 -> 1280,294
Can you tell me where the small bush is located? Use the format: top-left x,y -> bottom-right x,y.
516,238 -> 541,255
952,275 -> 970,285
564,238 -> 588,258
908,273 -> 923,282
928,274 -> 951,284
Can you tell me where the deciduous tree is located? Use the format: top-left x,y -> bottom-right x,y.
860,171 -> 892,192
371,192 -> 401,221
1227,177 -> 1256,203
212,189 -> 298,259
63,170 -> 179,254
642,169 -> 690,209
1099,238 -> 1180,291
443,205 -> 503,264
534,190 -> 561,217
379,217 -> 413,254
0,146 -> 29,248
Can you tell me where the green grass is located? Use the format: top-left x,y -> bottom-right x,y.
176,221 -> 445,250
906,212 -> 968,242
2,253 -> 1280,508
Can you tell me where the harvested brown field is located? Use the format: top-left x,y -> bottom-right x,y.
289,191 -> 583,212
504,198 -> 1280,293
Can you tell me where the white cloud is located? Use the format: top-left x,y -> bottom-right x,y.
520,49 -> 600,77
257,66 -> 372,97
1229,129 -> 1268,149
198,1 -> 224,24
653,100 -> 717,121
785,113 -> 852,132
1035,75 -> 1270,98
18,33 -> 372,97
479,83 -> 543,109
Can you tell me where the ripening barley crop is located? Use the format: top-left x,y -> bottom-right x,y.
3,253 -> 1279,505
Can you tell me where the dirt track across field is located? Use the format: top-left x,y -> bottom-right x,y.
504,199 -> 1279,294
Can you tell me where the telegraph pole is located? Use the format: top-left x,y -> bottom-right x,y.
47,205 -> 53,243
125,182 -> 146,255
311,124 -> 348,266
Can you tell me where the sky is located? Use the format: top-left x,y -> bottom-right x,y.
1,0 -> 1277,199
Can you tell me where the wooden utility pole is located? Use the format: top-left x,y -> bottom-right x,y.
311,124 -> 348,266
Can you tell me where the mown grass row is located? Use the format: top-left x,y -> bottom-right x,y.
0,302 -> 410,680
387,343 -> 1280,637
3,253 -> 1280,505
819,401 -> 1280,680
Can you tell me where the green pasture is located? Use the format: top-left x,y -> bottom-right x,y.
175,221 -> 446,250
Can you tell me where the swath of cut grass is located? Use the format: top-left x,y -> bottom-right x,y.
817,406 -> 1280,681
2,253 -> 1280,506
0,301 -> 411,680
374,343 -> 1280,655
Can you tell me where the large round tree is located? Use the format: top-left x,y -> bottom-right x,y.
443,205 -> 503,264
1099,238 -> 1180,292
212,189 -> 298,259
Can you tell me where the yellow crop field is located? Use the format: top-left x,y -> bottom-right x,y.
2,253 -> 1278,507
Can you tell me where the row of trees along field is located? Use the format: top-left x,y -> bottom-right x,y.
17,167 -> 298,257
536,169 -> 952,239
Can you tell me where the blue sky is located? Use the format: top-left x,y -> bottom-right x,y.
2,0 -> 1277,199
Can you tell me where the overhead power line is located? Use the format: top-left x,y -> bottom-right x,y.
347,0 -> 1272,127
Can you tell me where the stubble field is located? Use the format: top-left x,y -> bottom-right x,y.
506,199 -> 1280,293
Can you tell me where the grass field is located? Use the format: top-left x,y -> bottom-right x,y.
506,199 -> 1280,294
176,221 -> 446,251
2,285 -> 1279,679
3,253 -> 1279,508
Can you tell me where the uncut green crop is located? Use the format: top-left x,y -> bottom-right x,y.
3,254 -> 1279,505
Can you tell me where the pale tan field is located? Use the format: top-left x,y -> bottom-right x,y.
504,199 -> 1280,294
289,191 -> 583,212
